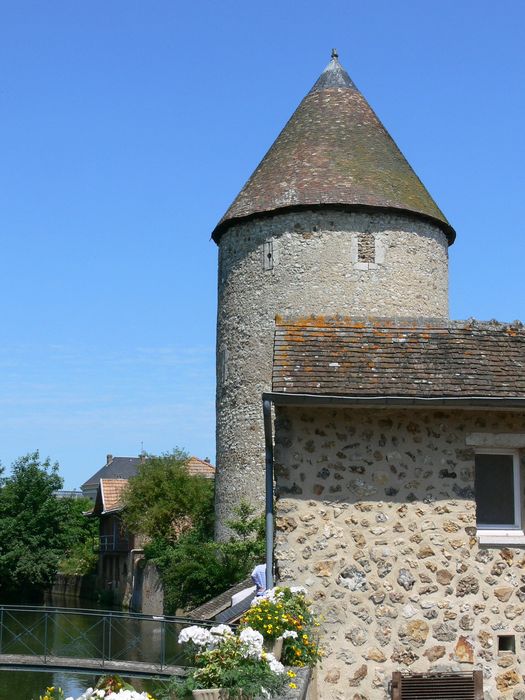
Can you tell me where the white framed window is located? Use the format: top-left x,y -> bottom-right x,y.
475,449 -> 524,543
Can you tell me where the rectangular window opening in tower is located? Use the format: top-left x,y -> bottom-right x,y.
357,232 -> 375,263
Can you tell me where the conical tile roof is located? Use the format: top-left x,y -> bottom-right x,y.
212,52 -> 455,243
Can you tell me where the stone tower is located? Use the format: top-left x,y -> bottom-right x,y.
212,52 -> 455,536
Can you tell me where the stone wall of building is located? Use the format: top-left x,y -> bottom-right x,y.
215,209 -> 449,536
273,406 -> 525,700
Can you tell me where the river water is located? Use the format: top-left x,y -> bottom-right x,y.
0,597 -> 182,700
0,669 -> 159,700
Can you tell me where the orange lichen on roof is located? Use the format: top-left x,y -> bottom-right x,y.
272,317 -> 525,399
275,316 -> 446,331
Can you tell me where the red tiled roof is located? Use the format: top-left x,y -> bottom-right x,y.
272,317 -> 525,399
100,479 -> 128,512
186,456 -> 215,479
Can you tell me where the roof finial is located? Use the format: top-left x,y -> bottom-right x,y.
331,48 -> 339,60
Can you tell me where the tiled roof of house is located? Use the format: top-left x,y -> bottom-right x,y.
212,52 -> 454,243
82,455 -> 215,490
185,456 -> 216,479
99,479 -> 129,513
272,317 -> 525,399
88,458 -> 215,518
81,457 -> 141,489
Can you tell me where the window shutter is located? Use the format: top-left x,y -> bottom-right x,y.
391,671 -> 483,699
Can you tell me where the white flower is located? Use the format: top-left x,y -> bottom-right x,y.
240,627 -> 264,647
289,586 -> 306,595
239,626 -> 264,659
178,624 -> 214,647
210,624 -> 233,637
67,689 -> 152,700
265,652 -> 285,675
281,630 -> 298,639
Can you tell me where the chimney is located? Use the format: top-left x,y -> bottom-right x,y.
106,454 -> 113,465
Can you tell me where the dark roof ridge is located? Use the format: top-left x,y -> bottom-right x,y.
212,202 -> 455,245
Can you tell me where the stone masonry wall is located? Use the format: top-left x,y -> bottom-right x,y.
274,407 -> 525,700
215,209 -> 449,536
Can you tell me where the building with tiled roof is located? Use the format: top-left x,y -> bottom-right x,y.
81,453 -> 215,501
93,479 -> 129,514
86,454 -> 215,615
215,51 -> 453,537
212,51 -> 525,698
81,454 -> 142,501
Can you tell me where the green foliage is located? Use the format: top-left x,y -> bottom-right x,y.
147,502 -> 265,613
58,536 -> 98,576
0,452 -> 96,601
120,449 -> 264,614
121,449 -> 214,543
58,496 -> 98,576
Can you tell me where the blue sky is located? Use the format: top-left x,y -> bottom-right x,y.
0,1 -> 523,488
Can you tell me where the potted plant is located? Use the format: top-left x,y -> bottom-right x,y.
171,624 -> 287,699
240,587 -> 322,667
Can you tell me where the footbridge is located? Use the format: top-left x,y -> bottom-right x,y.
0,605 -> 205,678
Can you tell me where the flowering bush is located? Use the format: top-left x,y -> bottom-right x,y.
240,587 -> 322,668
168,624 -> 286,698
40,675 -> 156,700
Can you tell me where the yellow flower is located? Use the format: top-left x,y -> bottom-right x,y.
289,683 -> 297,689
287,671 -> 296,678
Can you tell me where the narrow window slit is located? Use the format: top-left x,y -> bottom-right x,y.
357,232 -> 375,263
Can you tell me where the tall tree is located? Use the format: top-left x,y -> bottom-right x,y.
0,452 -> 94,602
121,450 -> 215,543
120,450 -> 264,613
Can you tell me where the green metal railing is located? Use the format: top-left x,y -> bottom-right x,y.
0,605 -> 211,673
